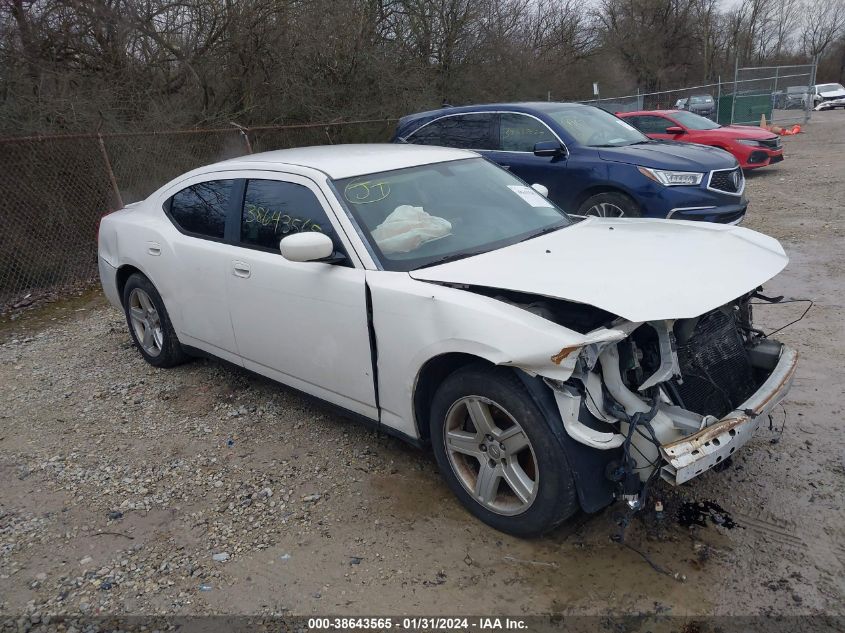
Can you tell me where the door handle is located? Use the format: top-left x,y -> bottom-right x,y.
146,242 -> 161,256
232,261 -> 251,278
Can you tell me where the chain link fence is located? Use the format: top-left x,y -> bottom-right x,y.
582,61 -> 817,127
0,119 -> 396,309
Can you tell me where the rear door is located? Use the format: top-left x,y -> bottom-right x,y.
404,112 -> 497,151
162,178 -> 241,361
625,114 -> 678,141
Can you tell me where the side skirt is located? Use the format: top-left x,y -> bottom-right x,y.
180,344 -> 424,450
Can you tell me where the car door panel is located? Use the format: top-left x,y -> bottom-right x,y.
225,175 -> 377,419
227,252 -> 376,416
157,178 -> 242,360
482,113 -> 578,212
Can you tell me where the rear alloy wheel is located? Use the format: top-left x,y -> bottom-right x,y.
430,364 -> 578,537
577,192 -> 641,218
122,273 -> 189,368
128,287 -> 164,358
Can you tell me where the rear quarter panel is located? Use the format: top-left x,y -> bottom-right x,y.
97,200 -> 188,332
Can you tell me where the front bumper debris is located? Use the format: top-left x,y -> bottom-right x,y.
659,345 -> 798,485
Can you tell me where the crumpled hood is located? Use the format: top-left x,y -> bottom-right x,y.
597,141 -> 737,171
410,218 -> 788,322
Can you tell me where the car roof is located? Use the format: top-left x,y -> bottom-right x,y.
217,143 -> 476,179
398,101 -> 591,125
618,110 -> 681,116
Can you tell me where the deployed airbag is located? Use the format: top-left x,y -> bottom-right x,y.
372,205 -> 452,254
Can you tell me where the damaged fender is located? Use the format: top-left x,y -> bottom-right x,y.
366,272 -> 628,438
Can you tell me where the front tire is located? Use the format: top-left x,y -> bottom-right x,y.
122,273 -> 189,368
577,191 -> 641,218
430,364 -> 578,537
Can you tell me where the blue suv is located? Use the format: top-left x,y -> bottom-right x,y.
392,102 -> 747,223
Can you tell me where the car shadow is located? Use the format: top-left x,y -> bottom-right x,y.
743,167 -> 781,180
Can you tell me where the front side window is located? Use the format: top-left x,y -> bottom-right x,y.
627,115 -> 672,134
334,158 -> 570,272
240,179 -> 339,252
499,113 -> 557,151
168,179 -> 234,239
406,113 -> 496,150
545,107 -> 648,147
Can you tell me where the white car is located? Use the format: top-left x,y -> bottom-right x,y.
98,144 -> 797,536
810,82 -> 845,107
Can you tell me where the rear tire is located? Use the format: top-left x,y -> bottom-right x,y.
577,191 -> 641,218
429,364 -> 579,537
122,273 -> 189,368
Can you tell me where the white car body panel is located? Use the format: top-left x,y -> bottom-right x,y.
816,87 -> 845,100
228,248 -> 376,418
367,272 -> 628,437
98,144 -> 796,504
410,216 -> 788,322
223,144 -> 475,179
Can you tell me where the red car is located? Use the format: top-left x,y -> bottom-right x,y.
618,110 -> 784,169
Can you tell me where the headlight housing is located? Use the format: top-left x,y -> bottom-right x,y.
638,166 -> 704,186
736,139 -> 764,147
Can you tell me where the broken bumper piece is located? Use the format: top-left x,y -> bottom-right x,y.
659,345 -> 798,485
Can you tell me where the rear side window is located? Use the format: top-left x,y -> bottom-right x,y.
626,115 -> 671,134
407,113 -> 496,150
240,179 -> 340,252
499,113 -> 556,151
168,180 -> 234,239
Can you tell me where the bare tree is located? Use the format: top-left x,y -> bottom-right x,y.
801,0 -> 845,58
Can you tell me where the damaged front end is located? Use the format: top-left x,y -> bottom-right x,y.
543,293 -> 797,506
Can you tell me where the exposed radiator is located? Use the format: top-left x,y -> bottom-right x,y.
671,310 -> 757,418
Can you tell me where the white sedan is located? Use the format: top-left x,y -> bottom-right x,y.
98,144 -> 797,536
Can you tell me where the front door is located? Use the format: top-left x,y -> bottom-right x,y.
225,175 -> 377,419
486,113 -> 572,210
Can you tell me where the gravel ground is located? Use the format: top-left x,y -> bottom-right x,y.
1,111 -> 843,625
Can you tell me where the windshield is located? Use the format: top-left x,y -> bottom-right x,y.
671,111 -> 721,130
333,158 -> 570,272
817,83 -> 844,92
545,106 -> 648,147
689,96 -> 713,104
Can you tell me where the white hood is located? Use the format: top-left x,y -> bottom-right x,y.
410,217 -> 788,322
820,88 -> 845,98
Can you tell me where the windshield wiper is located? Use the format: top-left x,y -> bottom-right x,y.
415,250 -> 486,269
518,223 -> 566,243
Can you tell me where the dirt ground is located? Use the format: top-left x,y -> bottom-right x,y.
1,111 -> 843,626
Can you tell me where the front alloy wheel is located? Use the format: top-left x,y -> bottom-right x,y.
444,396 -> 538,515
577,192 -> 641,218
430,364 -> 579,537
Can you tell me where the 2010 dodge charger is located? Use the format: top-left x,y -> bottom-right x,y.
98,144 -> 797,536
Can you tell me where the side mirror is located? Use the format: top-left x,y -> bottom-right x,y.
533,141 -> 565,157
279,232 -> 334,262
531,183 -> 549,197
665,126 -> 685,134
